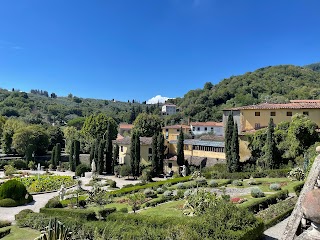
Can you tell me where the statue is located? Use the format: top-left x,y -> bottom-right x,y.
59,184 -> 66,201
91,160 -> 96,173
181,165 -> 187,177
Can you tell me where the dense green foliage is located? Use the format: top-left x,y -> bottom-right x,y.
177,127 -> 184,166
132,113 -> 162,137
130,131 -> 140,178
0,179 -> 33,206
75,163 -> 91,177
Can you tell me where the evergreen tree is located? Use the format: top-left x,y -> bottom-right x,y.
74,140 -> 80,167
129,107 -> 136,124
157,133 -> 165,174
94,139 -> 99,162
151,133 -> 159,176
105,123 -> 113,174
69,141 -> 75,171
113,144 -> 119,165
134,133 -> 140,179
98,140 -> 105,174
89,141 -> 95,165
51,146 -> 57,168
225,114 -> 234,172
130,132 -> 140,179
130,133 -> 136,178
230,123 -> 240,172
177,127 -> 185,166
55,143 -> 61,166
265,118 -> 276,169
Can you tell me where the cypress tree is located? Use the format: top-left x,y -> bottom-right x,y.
157,133 -> 165,175
230,123 -> 240,172
177,127 -> 185,166
225,114 -> 234,172
265,118 -> 276,169
51,146 -> 57,168
98,140 -> 105,174
55,143 -> 61,166
74,140 -> 80,167
151,133 -> 158,176
130,133 -> 136,178
69,141 -> 75,171
89,141 -> 95,165
94,139 -> 99,162
113,144 -> 119,165
134,133 -> 140,179
105,123 -> 113,174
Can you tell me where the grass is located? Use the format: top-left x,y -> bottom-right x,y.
139,200 -> 185,217
1,226 -> 40,240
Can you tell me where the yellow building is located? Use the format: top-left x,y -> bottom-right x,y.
223,100 -> 320,161
162,124 -> 191,141
115,136 -> 153,166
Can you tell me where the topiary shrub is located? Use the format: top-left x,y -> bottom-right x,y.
119,207 -> 128,213
75,164 -> 91,177
269,183 -> 281,191
0,198 -> 18,207
163,190 -> 172,198
156,187 -> 164,194
176,182 -> 185,189
208,180 -> 218,187
45,199 -> 63,208
10,159 -> 27,170
247,179 -> 261,185
251,188 -> 265,198
109,180 -> 117,188
232,180 -> 243,186
4,165 -> 16,176
0,220 -> 11,228
15,209 -> 34,221
184,189 -> 194,198
195,178 -> 207,186
143,188 -> 154,197
0,179 -> 33,206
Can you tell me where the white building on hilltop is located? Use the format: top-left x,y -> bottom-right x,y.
162,104 -> 177,115
190,122 -> 224,136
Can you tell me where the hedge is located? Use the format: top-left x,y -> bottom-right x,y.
39,208 -> 97,221
208,169 -> 290,180
0,228 -> 11,239
0,220 -> 11,228
108,176 -> 191,197
293,182 -> 304,196
239,190 -> 289,213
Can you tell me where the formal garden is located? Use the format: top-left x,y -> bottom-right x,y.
0,162 -> 306,240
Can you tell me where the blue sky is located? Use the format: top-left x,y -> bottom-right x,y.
0,0 -> 320,103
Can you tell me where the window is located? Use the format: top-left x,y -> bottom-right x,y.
148,156 -> 152,161
255,112 -> 260,116
166,129 -> 168,132
303,111 -> 309,116
197,127 -> 200,131
166,135 -> 168,140
168,163 -> 172,168
192,127 -> 195,131
270,112 -> 276,116
254,123 -> 261,129
287,112 -> 292,116
204,127 -> 207,131
177,128 -> 180,132
148,148 -> 152,154
211,127 -> 214,131
120,146 -> 123,152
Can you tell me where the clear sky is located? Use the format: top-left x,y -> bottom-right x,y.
0,0 -> 320,102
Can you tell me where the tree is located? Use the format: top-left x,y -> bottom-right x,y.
51,146 -> 57,168
230,123 -> 240,172
225,114 -> 234,172
2,129 -> 13,154
129,107 -> 136,124
177,127 -> 185,166
89,141 -> 95,165
69,141 -> 75,171
127,193 -> 145,213
130,132 -> 140,179
105,123 -> 113,174
113,144 -> 119,165
132,113 -> 162,137
151,133 -> 158,176
63,126 -> 80,154
264,118 -> 276,169
97,140 -> 105,174
12,125 -> 49,155
48,126 -> 64,150
74,140 -> 80,167
157,133 -> 165,175
55,143 -> 61,166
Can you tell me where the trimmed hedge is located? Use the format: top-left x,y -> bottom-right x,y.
98,207 -> 117,218
0,220 -> 11,228
0,198 -> 18,207
45,199 -> 63,208
0,228 -> 11,238
15,209 -> 34,221
0,179 -> 33,205
39,208 -> 97,221
108,176 -> 191,197
293,182 -> 304,196
239,190 -> 289,213
207,169 -> 290,180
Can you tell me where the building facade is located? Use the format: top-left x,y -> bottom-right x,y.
161,104 -> 177,115
190,121 -> 224,136
162,124 -> 190,141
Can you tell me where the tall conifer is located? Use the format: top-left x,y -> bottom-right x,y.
157,133 -> 165,174
230,123 -> 240,172
265,118 -> 276,169
177,128 -> 185,166
151,133 -> 158,176
225,113 -> 234,172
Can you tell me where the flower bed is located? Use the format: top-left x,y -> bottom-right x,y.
14,175 -> 76,193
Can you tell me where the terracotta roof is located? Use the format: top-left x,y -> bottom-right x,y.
190,121 -> 223,127
116,134 -> 124,140
115,136 -> 152,145
226,100 -> 320,111
162,124 -> 190,129
119,123 -> 133,130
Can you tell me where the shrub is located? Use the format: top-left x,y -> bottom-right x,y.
164,182 -> 172,188
28,161 -> 35,170
175,189 -> 184,199
269,183 -> 281,191
156,187 -> 164,194
0,198 -> 18,207
75,164 -> 91,177
163,190 -> 172,198
293,182 -> 304,196
0,228 -> 11,238
4,165 -> 16,176
141,168 -> 153,182
0,179 -> 33,205
39,208 -> 97,221
208,180 -> 218,187
98,207 -> 117,219
248,179 -> 261,185
232,180 -> 243,186
123,184 -> 134,188
288,167 -> 305,181
251,188 -> 265,198
184,189 -> 194,198
176,182 -> 185,189
120,165 -> 131,178
15,209 -> 34,221
0,220 -> 11,228
143,188 -> 155,197
195,178 -> 207,186
79,200 -> 87,208
10,159 -> 27,169
109,180 -> 117,188
119,207 -> 128,213
45,199 -> 63,208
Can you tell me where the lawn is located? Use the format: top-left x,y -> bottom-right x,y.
2,226 -> 40,240
138,200 -> 185,217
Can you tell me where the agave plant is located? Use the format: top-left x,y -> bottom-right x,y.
35,218 -> 72,240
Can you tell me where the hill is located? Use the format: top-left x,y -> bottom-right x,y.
305,62 -> 320,72
166,64 -> 320,122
